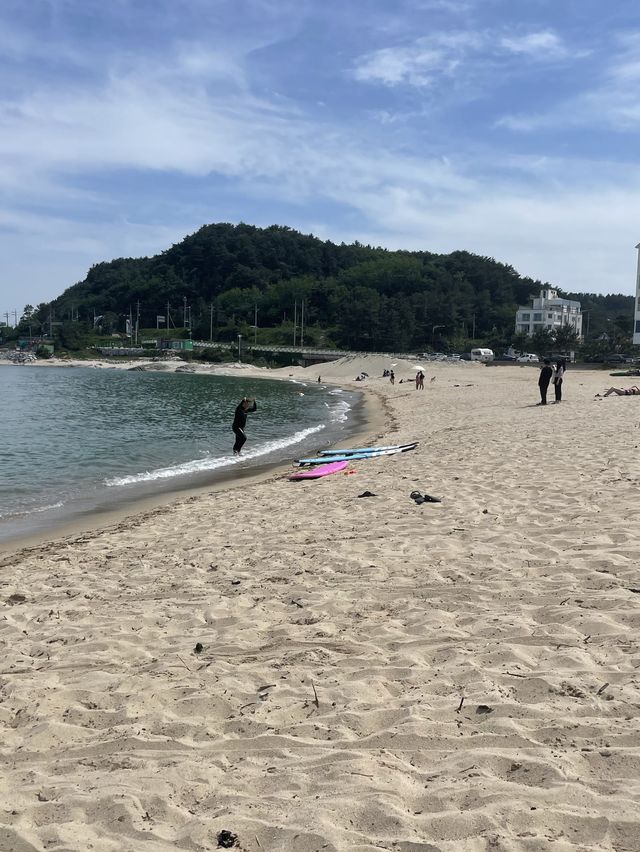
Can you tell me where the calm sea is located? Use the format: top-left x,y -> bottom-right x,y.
0,366 -> 358,544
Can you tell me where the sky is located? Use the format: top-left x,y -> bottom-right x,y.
1,0 -> 640,317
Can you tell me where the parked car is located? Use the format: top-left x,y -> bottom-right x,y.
499,353 -> 517,361
517,353 -> 539,363
606,354 -> 627,363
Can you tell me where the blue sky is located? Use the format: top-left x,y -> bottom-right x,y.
1,0 -> 640,315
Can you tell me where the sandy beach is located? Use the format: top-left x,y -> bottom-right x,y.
1,358 -> 639,851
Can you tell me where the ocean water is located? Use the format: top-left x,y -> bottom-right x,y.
0,366 -> 358,543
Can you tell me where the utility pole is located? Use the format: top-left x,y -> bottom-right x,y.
300,299 -> 305,347
166,301 -> 171,330
254,303 -> 258,344
633,241 -> 640,345
136,301 -> 140,345
293,300 -> 297,346
183,296 -> 187,329
210,303 -> 214,341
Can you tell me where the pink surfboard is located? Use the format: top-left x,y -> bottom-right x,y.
289,460 -> 349,480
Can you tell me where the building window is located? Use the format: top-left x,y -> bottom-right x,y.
521,313 -> 530,321
533,313 -> 542,321
636,320 -> 640,333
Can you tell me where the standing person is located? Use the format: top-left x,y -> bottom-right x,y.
553,358 -> 566,403
537,359 -> 553,406
232,397 -> 257,454
417,370 -> 425,390
389,370 -> 395,385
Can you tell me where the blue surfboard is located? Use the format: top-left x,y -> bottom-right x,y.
318,442 -> 418,457
296,443 -> 417,466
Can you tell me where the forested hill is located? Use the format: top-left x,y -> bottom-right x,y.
45,223 -> 631,352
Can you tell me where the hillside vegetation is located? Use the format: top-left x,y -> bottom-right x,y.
12,223 -> 635,355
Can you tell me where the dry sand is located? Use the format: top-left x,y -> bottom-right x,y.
1,359 -> 639,851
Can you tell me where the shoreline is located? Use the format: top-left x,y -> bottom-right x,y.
0,365 -> 389,555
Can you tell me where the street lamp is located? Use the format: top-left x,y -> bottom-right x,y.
237,333 -> 242,362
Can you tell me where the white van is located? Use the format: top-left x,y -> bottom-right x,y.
470,348 -> 494,363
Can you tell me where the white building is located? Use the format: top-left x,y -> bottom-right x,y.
515,288 -> 582,338
633,243 -> 640,345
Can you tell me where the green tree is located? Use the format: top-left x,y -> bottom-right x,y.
57,320 -> 88,351
553,325 -> 580,351
531,327 -> 555,354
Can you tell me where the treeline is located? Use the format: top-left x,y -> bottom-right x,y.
14,223 -> 635,353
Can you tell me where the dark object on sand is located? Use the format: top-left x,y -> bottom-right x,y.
476,704 -> 494,714
411,491 -> 441,504
194,642 -> 204,654
357,491 -> 377,497
217,830 -> 239,848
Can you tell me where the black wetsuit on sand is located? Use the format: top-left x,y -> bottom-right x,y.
232,400 -> 257,453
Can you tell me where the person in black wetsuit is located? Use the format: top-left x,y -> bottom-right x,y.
537,359 -> 553,405
232,397 -> 257,454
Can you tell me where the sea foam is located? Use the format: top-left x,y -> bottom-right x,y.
105,424 -> 326,487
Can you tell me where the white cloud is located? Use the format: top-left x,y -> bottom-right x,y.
500,30 -> 568,58
323,178 -> 640,295
353,32 -> 481,87
353,27 -> 574,91
498,31 -> 640,132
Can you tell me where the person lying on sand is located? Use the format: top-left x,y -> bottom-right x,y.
596,386 -> 640,397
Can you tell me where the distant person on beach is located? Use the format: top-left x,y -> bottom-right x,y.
416,370 -> 425,390
318,376 -> 321,383
553,359 -> 566,403
597,386 -> 640,397
389,370 -> 395,385
232,397 -> 257,454
537,359 -> 553,405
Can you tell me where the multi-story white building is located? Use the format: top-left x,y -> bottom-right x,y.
515,288 -> 583,338
633,243 -> 640,345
